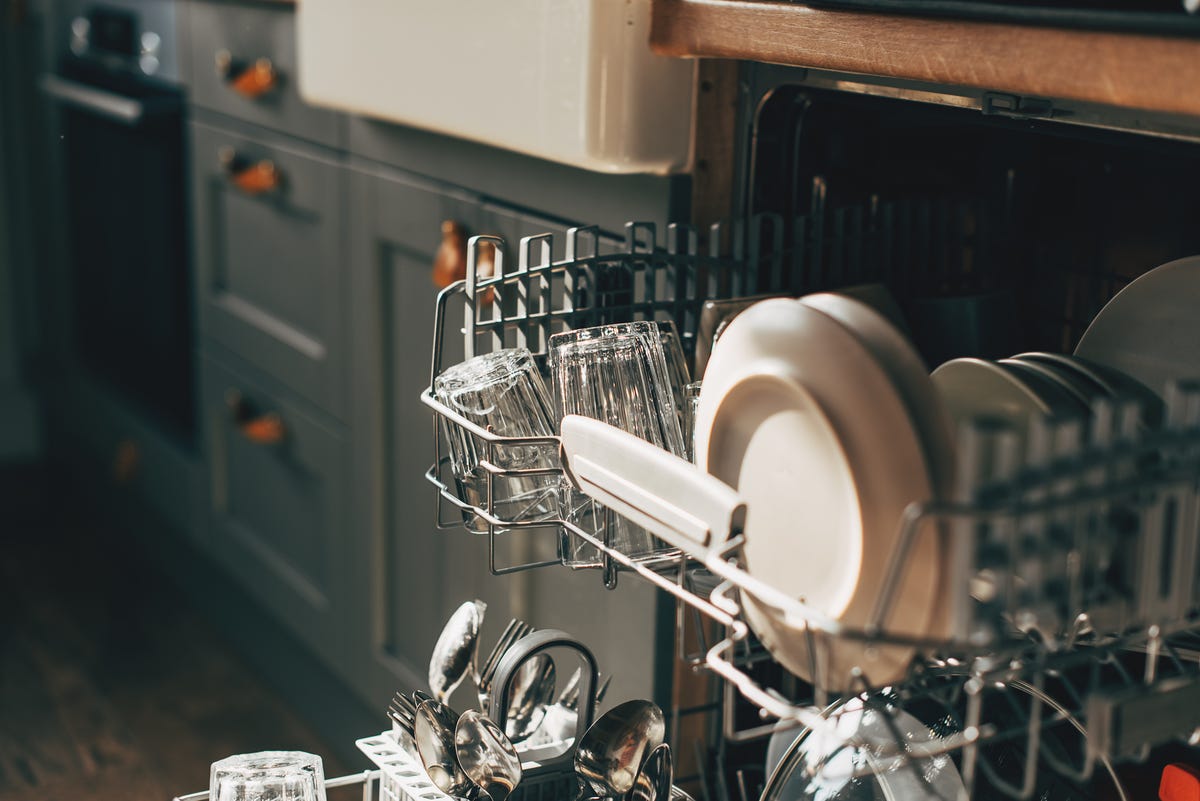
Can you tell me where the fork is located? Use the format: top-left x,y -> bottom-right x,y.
476,618 -> 534,709
387,690 -> 419,736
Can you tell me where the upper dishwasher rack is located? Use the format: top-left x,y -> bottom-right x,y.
419,219 -> 1200,800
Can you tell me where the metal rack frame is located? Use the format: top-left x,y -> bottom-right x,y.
421,221 -> 1200,800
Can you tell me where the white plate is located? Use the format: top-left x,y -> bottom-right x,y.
800,293 -> 954,495
1076,255 -> 1200,398
931,358 -> 1083,454
800,292 -> 957,645
695,298 -> 940,687
1016,351 -> 1164,428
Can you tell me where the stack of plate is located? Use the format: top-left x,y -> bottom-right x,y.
930,352 -> 1163,446
694,294 -> 955,689
690,256 -> 1197,689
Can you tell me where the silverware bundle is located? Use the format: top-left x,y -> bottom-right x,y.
388,600 -> 665,801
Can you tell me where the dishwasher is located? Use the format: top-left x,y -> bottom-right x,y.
175,30 -> 1200,801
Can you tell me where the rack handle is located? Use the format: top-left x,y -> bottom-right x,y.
225,389 -> 286,446
488,629 -> 598,760
559,415 -> 746,553
219,147 -> 281,196
215,50 -> 278,99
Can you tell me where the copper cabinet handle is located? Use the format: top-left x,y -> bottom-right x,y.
219,146 -> 281,196
225,389 -> 286,446
214,49 -> 277,99
432,220 -> 496,302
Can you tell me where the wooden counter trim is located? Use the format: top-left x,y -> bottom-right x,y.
650,0 -> 1200,118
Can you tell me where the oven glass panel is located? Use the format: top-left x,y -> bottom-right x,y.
61,69 -> 195,444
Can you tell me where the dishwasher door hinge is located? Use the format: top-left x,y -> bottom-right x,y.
982,92 -> 1056,120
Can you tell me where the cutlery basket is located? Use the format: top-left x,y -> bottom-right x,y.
357,730 -> 648,801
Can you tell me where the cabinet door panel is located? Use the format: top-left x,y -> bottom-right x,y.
346,166 -> 481,698
188,0 -> 344,148
201,353 -> 348,662
192,121 -> 346,418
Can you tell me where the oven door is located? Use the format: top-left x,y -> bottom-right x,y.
44,61 -> 195,445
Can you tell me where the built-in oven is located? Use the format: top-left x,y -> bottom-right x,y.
42,3 -> 195,445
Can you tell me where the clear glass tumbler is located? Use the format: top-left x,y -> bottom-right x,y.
549,321 -> 687,566
434,348 -> 559,532
210,751 -> 326,801
683,380 -> 703,464
655,319 -> 692,432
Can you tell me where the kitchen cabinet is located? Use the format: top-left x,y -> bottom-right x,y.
344,162 -> 663,710
199,352 -> 352,667
31,0 -> 677,727
187,0 -> 345,148
190,119 -> 349,420
344,164 -> 481,699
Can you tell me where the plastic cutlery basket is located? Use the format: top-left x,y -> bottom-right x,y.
361,630 -> 597,801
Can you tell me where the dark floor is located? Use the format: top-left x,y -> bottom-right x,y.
0,468 -> 353,801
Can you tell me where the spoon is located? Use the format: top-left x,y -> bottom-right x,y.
429,600 -> 487,704
574,700 -> 666,798
414,699 -> 475,797
455,709 -> 524,801
503,653 -> 557,743
520,669 -> 613,746
628,743 -> 673,801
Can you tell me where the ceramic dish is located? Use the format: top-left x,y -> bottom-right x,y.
931,358 -> 1085,457
695,298 -> 942,688
1075,255 -> 1200,398
1015,351 -> 1164,428
999,357 -> 1095,411
800,293 -> 953,494
800,292 -> 959,649
694,294 -> 788,380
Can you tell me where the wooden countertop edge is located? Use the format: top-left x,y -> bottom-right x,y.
650,0 -> 1200,118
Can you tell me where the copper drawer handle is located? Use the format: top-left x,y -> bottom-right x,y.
219,146 -> 281,196
215,50 -> 277,99
432,220 -> 495,304
225,389 -> 286,446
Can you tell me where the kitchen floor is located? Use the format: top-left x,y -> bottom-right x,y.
0,467 -> 351,801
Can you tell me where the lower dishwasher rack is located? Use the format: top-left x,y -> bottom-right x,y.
420,218 -> 1200,801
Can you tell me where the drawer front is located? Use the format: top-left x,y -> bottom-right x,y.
188,0 -> 343,148
191,121 -> 346,418
201,354 -> 348,658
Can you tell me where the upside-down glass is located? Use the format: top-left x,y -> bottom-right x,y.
683,381 -> 702,463
210,751 -> 326,801
654,320 -> 693,437
549,322 -> 687,566
434,348 -> 559,532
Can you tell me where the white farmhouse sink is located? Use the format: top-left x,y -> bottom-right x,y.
296,0 -> 695,175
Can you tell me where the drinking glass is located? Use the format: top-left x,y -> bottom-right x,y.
434,348 -> 559,532
210,751 -> 326,801
683,381 -> 702,463
549,321 -> 686,566
655,320 -> 692,432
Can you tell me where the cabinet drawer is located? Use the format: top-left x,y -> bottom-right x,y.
188,0 -> 343,148
191,121 -> 346,418
201,353 -> 348,660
